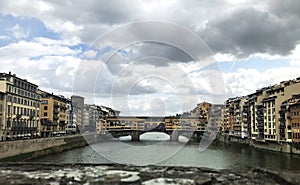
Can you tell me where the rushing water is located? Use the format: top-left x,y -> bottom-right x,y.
30,133 -> 300,173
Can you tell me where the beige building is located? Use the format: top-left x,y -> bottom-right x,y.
0,72 -> 40,141
38,90 -> 70,137
247,78 -> 300,142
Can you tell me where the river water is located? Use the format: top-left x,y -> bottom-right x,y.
30,133 -> 300,173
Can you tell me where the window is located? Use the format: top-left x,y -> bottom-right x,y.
41,100 -> 48,104
44,106 -> 48,110
0,104 -> 2,112
7,96 -> 12,102
43,112 -> 48,117
0,93 -> 4,100
7,105 -> 11,114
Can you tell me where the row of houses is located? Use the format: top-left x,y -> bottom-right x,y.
0,72 -> 119,141
221,77 -> 300,143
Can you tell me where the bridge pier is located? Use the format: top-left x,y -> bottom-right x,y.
170,130 -> 179,142
131,131 -> 140,141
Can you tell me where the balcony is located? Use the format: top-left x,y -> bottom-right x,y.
54,104 -> 59,108
53,110 -> 59,114
53,115 -> 59,120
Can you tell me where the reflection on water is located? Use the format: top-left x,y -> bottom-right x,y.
30,138 -> 300,172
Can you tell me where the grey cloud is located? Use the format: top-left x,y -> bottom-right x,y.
268,0 -> 300,18
199,7 -> 300,57
47,0 -> 140,25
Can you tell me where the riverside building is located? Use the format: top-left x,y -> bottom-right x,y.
38,90 -> 71,137
71,95 -> 84,131
223,97 -> 248,138
222,77 -> 300,144
0,72 -> 40,141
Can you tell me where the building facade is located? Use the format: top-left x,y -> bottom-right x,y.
221,78 -> 300,143
0,72 -> 40,141
38,90 -> 71,137
222,97 -> 248,138
191,101 -> 212,120
71,95 -> 84,131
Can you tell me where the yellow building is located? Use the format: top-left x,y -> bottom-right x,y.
38,90 -> 70,137
0,72 -> 40,141
191,101 -> 212,120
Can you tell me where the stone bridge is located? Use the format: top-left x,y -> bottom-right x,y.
96,116 -> 219,141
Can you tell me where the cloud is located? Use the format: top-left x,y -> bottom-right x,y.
9,24 -> 29,39
0,0 -> 300,115
1,0 -> 299,58
199,7 -> 300,57
224,66 -> 300,97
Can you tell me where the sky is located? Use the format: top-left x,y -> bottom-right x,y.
0,0 -> 300,116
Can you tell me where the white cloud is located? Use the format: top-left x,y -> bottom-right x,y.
9,24 -> 29,39
84,50 -> 97,58
0,39 -> 78,61
224,65 -> 300,98
290,44 -> 300,66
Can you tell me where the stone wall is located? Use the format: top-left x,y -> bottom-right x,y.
0,133 -> 96,161
217,134 -> 300,155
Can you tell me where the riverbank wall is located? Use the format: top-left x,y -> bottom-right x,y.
216,134 -> 300,155
0,133 -> 97,161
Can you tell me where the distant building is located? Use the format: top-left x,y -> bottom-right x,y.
207,104 -> 224,135
190,101 -> 212,120
38,90 -> 71,137
223,96 -> 248,138
98,105 -> 120,118
0,72 -> 41,141
82,104 -> 100,132
71,95 -> 84,131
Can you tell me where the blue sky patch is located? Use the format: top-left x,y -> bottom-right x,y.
0,14 -> 60,46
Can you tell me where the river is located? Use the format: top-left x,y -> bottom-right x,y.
30,133 -> 300,173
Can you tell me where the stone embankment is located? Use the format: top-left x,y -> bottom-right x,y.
0,163 -> 298,185
0,133 -> 96,161
217,134 -> 300,155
